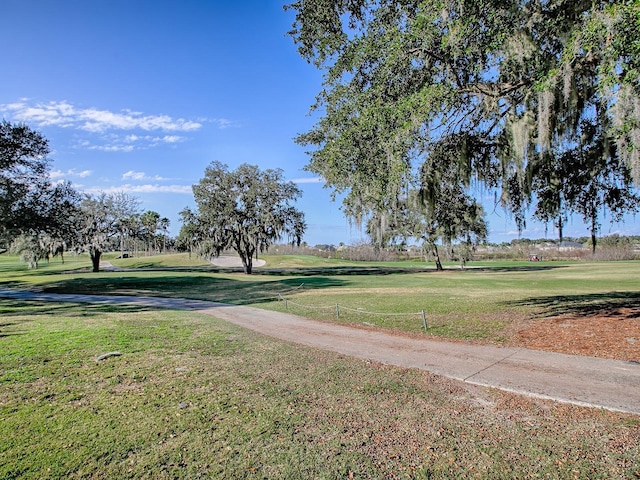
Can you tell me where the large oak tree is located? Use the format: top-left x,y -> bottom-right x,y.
287,0 -> 640,246
75,192 -> 140,272
190,162 -> 306,274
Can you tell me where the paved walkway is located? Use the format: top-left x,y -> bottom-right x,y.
1,289 -> 639,415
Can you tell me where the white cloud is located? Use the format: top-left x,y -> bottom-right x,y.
87,144 -> 136,152
122,170 -> 147,181
161,135 -> 183,143
213,118 -> 236,129
83,184 -> 192,195
76,133 -> 187,152
49,168 -> 93,180
1,100 -> 235,153
122,170 -> 169,181
2,100 -> 202,133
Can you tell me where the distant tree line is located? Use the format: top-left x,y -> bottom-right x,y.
1,120 -> 171,271
272,232 -> 640,263
499,234 -> 640,249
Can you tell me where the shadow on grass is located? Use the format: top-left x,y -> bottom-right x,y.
0,299 -> 161,318
246,266 -> 434,276
108,265 -> 215,272
505,291 -> 640,319
37,274 -> 346,305
247,263 -> 570,276
40,262 -> 568,278
464,264 -> 570,273
105,264 -> 436,276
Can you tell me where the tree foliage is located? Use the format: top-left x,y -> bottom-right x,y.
1,120 -> 84,262
287,0 -> 640,247
74,192 -> 140,272
189,162 -> 306,274
1,122 -> 162,269
141,210 -> 161,254
7,181 -> 83,268
1,120 -> 52,243
367,181 -> 487,270
176,207 -> 201,258
9,233 -> 52,269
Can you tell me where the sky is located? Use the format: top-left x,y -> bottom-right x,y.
1,0 -> 638,246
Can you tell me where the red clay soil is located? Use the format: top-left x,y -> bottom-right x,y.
510,307 -> 640,363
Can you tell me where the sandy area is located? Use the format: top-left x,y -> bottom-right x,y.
211,255 -> 266,268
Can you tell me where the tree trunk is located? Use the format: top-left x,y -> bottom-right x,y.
557,216 -> 563,245
243,263 -> 252,274
90,249 -> 102,272
430,243 -> 443,271
236,247 -> 254,274
241,255 -> 253,274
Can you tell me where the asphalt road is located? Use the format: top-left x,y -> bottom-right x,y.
2,289 -> 639,415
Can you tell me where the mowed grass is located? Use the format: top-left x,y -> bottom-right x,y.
1,300 -> 639,479
2,252 -> 639,343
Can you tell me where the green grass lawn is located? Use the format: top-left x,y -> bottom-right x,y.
1,300 -> 638,479
2,252 -> 639,343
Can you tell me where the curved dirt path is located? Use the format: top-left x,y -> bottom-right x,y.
1,289 -> 639,415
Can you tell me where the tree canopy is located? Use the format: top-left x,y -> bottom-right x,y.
1,120 -> 52,242
287,0 -> 640,245
1,120 -> 84,263
189,162 -> 306,274
74,192 -> 140,272
1,121 -> 174,270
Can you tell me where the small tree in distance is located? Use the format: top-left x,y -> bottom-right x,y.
75,192 -> 140,272
190,161 -> 306,274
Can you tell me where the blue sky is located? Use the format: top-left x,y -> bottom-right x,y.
1,0 -> 638,246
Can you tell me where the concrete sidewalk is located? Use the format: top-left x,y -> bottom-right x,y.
2,289 -> 639,415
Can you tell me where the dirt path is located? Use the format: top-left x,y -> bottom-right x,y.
1,289 -> 639,415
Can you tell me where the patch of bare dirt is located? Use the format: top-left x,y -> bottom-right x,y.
510,307 -> 640,362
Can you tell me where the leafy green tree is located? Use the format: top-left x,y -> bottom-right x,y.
1,120 -> 51,246
287,0 -> 640,240
367,183 -> 487,270
561,120 -> 640,253
529,151 -> 569,243
159,217 -> 170,253
38,181 -> 83,261
176,207 -> 201,258
8,182 -> 81,269
75,192 -> 140,272
191,162 -> 306,274
141,210 -> 161,254
119,213 -> 143,257
11,180 -> 81,264
1,121 -> 84,260
9,233 -> 51,269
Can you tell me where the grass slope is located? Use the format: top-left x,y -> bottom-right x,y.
1,300 -> 638,479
